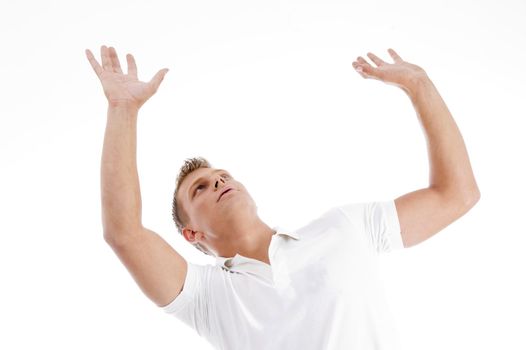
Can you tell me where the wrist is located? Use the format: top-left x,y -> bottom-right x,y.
404,73 -> 433,98
107,101 -> 140,121
108,99 -> 141,111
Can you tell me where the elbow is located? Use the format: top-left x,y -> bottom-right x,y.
473,188 -> 481,203
469,182 -> 481,204
102,224 -> 117,245
103,232 -> 133,249
103,231 -> 119,246
102,220 -> 143,246
464,187 -> 481,209
434,183 -> 481,205
103,225 -> 144,247
455,182 -> 482,208
103,229 -> 128,247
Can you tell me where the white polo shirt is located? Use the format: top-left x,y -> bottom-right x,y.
162,200 -> 405,349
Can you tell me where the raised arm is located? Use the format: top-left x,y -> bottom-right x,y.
86,45 -> 187,307
352,49 -> 480,248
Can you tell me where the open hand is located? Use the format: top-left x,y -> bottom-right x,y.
85,45 -> 169,109
352,48 -> 428,93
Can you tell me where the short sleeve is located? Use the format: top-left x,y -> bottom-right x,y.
160,262 -> 211,337
336,200 -> 405,254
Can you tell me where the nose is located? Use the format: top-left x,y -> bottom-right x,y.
214,176 -> 226,191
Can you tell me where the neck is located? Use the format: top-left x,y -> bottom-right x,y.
215,216 -> 275,265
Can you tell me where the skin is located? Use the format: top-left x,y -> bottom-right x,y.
87,45 -> 479,307
178,167 -> 276,264
85,45 -> 168,109
86,45 -> 276,265
175,49 -> 421,262
86,46 -> 474,264
174,49 -> 425,262
351,48 -> 428,94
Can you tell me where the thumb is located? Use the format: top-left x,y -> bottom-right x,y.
150,68 -> 169,92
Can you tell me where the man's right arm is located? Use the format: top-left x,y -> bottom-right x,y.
101,104 -> 187,307
87,45 -> 185,307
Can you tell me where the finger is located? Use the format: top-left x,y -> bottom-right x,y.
352,61 -> 372,78
366,52 -> 387,67
101,45 -> 113,71
354,67 -> 367,79
85,49 -> 103,77
149,68 -> 169,92
388,48 -> 403,63
127,53 -> 138,78
356,56 -> 372,67
352,61 -> 364,74
109,46 -> 123,74
356,56 -> 375,72
353,58 -> 378,78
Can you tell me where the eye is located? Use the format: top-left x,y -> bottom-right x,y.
194,184 -> 205,196
193,173 -> 231,197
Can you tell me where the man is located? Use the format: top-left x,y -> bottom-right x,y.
86,45 -> 480,349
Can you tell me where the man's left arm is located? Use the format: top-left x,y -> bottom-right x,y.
353,49 -> 481,248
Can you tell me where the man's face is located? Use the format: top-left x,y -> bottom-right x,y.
178,167 -> 257,250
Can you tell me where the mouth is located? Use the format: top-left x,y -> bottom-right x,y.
218,187 -> 234,202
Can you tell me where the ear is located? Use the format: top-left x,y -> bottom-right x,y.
182,226 -> 195,242
182,226 -> 203,243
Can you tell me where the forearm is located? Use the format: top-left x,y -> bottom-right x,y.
406,77 -> 480,202
101,103 -> 143,239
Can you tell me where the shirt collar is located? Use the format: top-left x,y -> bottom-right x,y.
214,225 -> 299,277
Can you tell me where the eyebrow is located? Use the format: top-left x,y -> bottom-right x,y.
188,169 -> 228,200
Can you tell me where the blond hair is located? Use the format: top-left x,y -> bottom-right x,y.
172,156 -> 214,256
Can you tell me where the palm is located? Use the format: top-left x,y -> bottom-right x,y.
352,48 -> 428,92
99,71 -> 153,105
86,45 -> 169,109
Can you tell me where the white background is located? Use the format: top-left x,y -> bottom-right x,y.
1,0 -> 525,349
